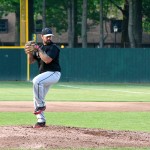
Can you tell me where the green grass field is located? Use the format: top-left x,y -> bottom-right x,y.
1,112 -> 150,132
0,81 -> 150,131
1,81 -> 150,101
0,81 -> 150,150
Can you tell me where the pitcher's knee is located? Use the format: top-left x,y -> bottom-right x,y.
33,78 -> 39,86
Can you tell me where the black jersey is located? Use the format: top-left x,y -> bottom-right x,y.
33,42 -> 61,73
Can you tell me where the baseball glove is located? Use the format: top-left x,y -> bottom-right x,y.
24,41 -> 39,52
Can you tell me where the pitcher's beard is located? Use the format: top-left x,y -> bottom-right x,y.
45,40 -> 51,45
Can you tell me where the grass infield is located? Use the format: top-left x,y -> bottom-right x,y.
0,112 -> 150,132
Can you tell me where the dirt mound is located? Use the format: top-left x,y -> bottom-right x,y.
1,125 -> 150,149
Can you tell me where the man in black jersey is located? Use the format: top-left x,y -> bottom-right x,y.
25,28 -> 61,128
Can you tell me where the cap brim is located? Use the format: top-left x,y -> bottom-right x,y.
43,34 -> 54,37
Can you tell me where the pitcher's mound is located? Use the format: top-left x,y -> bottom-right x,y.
1,125 -> 150,149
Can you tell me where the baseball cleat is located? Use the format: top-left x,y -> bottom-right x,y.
33,106 -> 46,115
33,122 -> 46,128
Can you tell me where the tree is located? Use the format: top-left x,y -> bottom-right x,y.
142,0 -> 150,22
99,0 -> 104,48
141,0 -> 150,33
64,0 -> 78,47
68,0 -> 74,47
128,0 -> 142,48
121,0 -> 129,47
109,0 -> 129,47
33,0 -> 147,48
81,0 -> 87,48
1,0 -> 147,47
34,0 -> 68,33
67,0 -> 77,48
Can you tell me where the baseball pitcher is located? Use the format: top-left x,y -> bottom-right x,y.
24,28 -> 61,128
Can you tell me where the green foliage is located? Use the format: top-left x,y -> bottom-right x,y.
34,0 -> 68,33
142,0 -> 150,22
1,0 -> 150,34
0,0 -> 19,17
46,1 -> 68,33
142,0 -> 150,33
143,21 -> 150,33
87,0 -> 99,24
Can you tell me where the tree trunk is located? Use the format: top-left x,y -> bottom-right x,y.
128,0 -> 135,47
68,0 -> 73,48
82,0 -> 87,48
128,0 -> 142,48
121,0 -> 129,47
134,0 -> 142,47
71,0 -> 75,47
67,0 -> 78,48
74,0 -> 78,47
99,0 -> 104,48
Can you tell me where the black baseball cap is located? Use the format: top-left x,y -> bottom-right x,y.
41,28 -> 54,37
